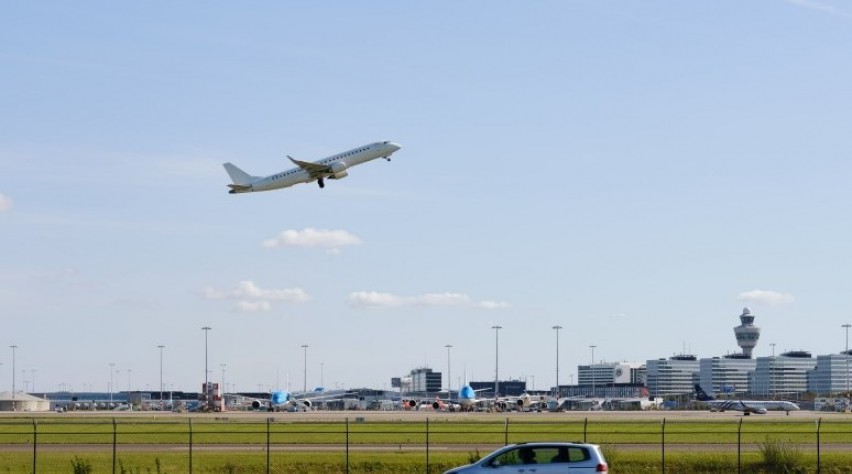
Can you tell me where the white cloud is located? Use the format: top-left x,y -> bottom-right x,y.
785,0 -> 852,18
0,193 -> 12,212
235,300 -> 272,313
348,291 -> 403,307
262,228 -> 362,252
478,300 -> 512,310
348,291 -> 510,309
204,280 -> 310,312
736,289 -> 794,306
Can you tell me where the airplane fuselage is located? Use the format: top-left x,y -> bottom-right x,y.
705,399 -> 799,414
226,141 -> 401,193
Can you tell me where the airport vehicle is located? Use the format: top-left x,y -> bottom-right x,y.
443,442 -> 608,473
694,384 -> 800,415
223,140 -> 402,193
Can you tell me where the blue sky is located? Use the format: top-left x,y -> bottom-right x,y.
2,1 -> 852,395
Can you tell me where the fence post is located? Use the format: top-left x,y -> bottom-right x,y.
188,417 -> 193,474
504,418 -> 510,446
583,417 -> 588,443
31,419 -> 37,474
266,417 -> 271,474
661,417 -> 666,474
737,418 -> 743,474
112,418 -> 117,474
346,417 -> 350,474
816,417 -> 822,474
426,418 -> 430,474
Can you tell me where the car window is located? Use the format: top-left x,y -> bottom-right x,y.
489,446 -> 592,466
490,449 -> 522,466
549,446 -> 590,463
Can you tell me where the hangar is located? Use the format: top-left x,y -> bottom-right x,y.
0,392 -> 50,412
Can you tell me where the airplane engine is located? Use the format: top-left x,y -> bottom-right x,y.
251,400 -> 263,410
301,399 -> 313,409
329,162 -> 349,179
432,401 -> 442,410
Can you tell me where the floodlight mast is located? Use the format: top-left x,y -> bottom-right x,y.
492,326 -> 502,398
157,345 -> 165,410
553,325 -> 563,397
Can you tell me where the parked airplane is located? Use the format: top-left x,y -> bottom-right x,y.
694,384 -> 800,415
456,384 -> 487,411
223,141 -> 402,193
252,390 -> 313,412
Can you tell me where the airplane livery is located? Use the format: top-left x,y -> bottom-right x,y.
223,141 -> 402,193
695,384 -> 800,415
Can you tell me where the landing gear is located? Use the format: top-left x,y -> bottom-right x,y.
317,178 -> 325,189
384,156 -> 391,161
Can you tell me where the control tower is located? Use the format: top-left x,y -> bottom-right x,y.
733,307 -> 760,358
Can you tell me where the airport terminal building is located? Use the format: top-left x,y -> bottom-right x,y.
751,351 -> 816,396
646,355 -> 700,397
808,351 -> 852,395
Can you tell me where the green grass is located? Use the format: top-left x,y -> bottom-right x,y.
1,450 -> 852,473
0,451 -> 473,474
0,416 -> 851,445
1,416 -> 851,473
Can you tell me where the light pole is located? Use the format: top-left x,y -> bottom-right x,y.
492,325 -> 502,398
445,344 -> 453,397
202,326 -> 212,407
553,325 -> 563,398
220,363 -> 227,393
843,323 -> 851,397
157,345 -> 165,410
589,345 -> 597,397
30,369 -> 36,394
301,344 -> 309,393
320,362 -> 324,389
109,363 -> 115,405
770,343 -> 776,399
10,345 -> 17,400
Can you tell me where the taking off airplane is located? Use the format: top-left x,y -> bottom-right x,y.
223,141 -> 402,193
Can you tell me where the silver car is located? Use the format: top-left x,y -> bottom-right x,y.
444,442 -> 608,473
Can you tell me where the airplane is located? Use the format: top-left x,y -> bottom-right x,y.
457,384 -> 484,411
515,392 -> 549,412
453,384 -> 521,412
694,384 -> 800,415
251,390 -> 313,412
430,395 -> 461,411
223,140 -> 402,193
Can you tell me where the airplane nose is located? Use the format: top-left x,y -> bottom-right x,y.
388,141 -> 402,151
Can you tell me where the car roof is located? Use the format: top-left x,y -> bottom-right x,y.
507,442 -> 600,448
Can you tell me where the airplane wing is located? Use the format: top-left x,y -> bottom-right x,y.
288,156 -> 331,178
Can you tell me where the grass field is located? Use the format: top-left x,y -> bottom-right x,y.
0,413 -> 850,445
2,450 -> 852,473
0,412 -> 849,472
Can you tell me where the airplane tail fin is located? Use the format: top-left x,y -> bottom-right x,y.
694,384 -> 714,401
223,163 -> 255,185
